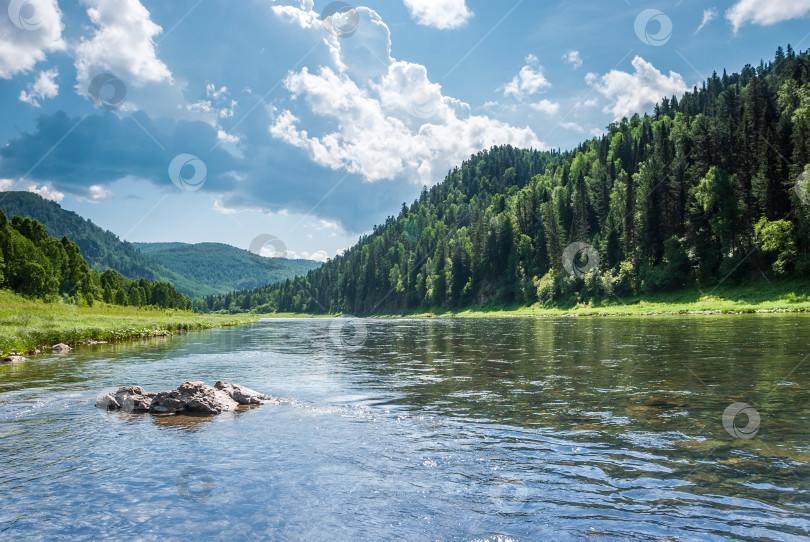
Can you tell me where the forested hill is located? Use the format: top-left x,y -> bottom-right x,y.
133,242 -> 321,294
0,208 -> 190,309
0,193 -> 320,298
202,46 -> 810,315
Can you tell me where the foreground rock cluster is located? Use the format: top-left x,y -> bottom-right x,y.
95,381 -> 274,415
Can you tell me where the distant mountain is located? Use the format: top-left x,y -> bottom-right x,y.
133,242 -> 322,294
0,192 -> 320,298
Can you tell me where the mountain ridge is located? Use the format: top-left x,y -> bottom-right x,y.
0,192 -> 320,298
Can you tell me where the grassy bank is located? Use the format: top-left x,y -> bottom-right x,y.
0,290 -> 259,357
404,280 -> 810,318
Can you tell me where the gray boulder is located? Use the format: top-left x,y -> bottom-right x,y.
96,386 -> 156,412
178,381 -> 239,414
51,343 -> 72,353
150,390 -> 187,414
97,381 -> 273,416
1,355 -> 25,363
149,382 -> 238,415
214,381 -> 272,405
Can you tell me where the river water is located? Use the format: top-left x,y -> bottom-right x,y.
1,316 -> 809,541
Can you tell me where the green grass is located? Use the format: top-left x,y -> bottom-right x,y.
400,280 -> 810,318
0,290 -> 259,357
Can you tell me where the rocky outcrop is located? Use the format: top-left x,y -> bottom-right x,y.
152,382 -> 238,415
96,381 -> 274,416
51,343 -> 72,353
1,355 -> 25,363
95,386 -> 156,412
214,381 -> 272,405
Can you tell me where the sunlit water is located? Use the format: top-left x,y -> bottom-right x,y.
1,316 -> 809,541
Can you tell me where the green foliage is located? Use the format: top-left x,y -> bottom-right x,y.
0,213 -> 191,309
133,242 -> 321,295
755,217 -> 797,275
198,46 -> 810,314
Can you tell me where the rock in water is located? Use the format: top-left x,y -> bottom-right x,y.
214,381 -> 272,405
96,386 -> 156,412
97,381 -> 273,416
149,382 -> 238,415
1,355 -> 25,363
51,343 -> 72,353
177,381 -> 239,414
150,390 -> 187,413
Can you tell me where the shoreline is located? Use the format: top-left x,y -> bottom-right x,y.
0,290 -> 259,359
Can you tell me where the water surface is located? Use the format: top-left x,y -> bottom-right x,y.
1,316 -> 809,541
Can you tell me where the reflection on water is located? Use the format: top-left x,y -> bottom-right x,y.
1,316 -> 809,541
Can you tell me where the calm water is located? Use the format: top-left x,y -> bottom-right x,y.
1,316 -> 809,541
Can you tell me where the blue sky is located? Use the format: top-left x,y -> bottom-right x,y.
1,0 -> 810,262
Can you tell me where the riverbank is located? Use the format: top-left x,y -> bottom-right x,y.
259,281 -> 810,318
0,290 -> 260,357
405,281 -> 810,318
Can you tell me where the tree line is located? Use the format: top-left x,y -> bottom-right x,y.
0,210 -> 191,310
198,45 -> 810,315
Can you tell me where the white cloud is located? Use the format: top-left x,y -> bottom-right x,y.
186,84 -> 237,119
402,0 -> 473,30
84,184 -> 114,202
503,55 -> 551,99
0,0 -> 65,79
272,65 -> 541,184
559,122 -> 603,139
530,99 -> 559,115
726,0 -> 810,33
270,7 -> 543,185
0,179 -> 64,202
270,0 -> 318,30
19,68 -> 59,107
74,0 -> 172,91
696,8 -> 718,33
562,50 -> 583,69
586,56 -> 687,121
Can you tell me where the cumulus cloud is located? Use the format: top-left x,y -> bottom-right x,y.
503,54 -> 551,99
0,178 -> 64,202
586,56 -> 687,121
530,99 -> 559,115
726,0 -> 810,33
562,50 -> 583,69
402,0 -> 473,29
85,184 -> 114,202
696,8 -> 718,34
74,0 -> 172,92
0,0 -> 65,79
186,83 -> 238,119
19,68 -> 59,107
269,6 -> 542,185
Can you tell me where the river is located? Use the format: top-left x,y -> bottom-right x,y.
1,316 -> 808,541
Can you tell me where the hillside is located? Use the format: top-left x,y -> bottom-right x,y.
0,208 -> 190,310
133,242 -> 321,294
0,193 -> 319,298
198,45 -> 810,315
